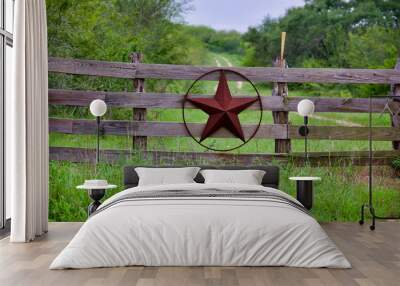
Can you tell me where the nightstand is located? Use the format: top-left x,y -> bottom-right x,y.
77,180 -> 117,216
289,177 -> 321,210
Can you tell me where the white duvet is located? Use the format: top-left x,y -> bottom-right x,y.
50,183 -> 351,269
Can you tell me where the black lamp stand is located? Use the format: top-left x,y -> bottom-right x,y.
96,116 -> 100,164
298,116 -> 309,161
359,95 -> 400,230
87,189 -> 106,216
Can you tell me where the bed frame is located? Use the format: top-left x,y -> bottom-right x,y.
123,165 -> 280,189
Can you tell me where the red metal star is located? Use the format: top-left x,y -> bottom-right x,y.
187,71 -> 258,142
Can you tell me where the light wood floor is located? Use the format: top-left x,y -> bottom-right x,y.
0,222 -> 399,286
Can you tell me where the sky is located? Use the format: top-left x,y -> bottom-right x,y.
184,0 -> 305,33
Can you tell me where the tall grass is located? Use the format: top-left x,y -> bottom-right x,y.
49,159 -> 400,222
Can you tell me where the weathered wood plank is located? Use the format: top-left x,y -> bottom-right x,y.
48,57 -> 400,84
290,125 -> 400,140
49,118 -> 400,140
49,146 -> 400,166
48,89 -> 390,113
49,119 -> 288,139
48,57 -> 136,78
49,118 -> 73,133
124,64 -> 400,84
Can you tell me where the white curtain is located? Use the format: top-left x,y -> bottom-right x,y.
8,0 -> 49,242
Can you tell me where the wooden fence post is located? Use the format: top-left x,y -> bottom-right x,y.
272,58 -> 291,153
130,52 -> 147,150
391,58 -> 400,150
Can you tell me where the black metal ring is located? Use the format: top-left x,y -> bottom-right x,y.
182,68 -> 263,152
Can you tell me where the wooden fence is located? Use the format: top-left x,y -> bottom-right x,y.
48,54 -> 400,166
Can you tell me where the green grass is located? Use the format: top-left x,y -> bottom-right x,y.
48,51 -> 400,222
49,160 -> 400,222
49,161 -> 123,221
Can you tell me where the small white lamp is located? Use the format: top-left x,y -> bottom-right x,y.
90,99 -> 107,163
297,99 -> 315,118
297,99 -> 315,161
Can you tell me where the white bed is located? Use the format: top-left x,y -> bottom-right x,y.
50,183 -> 351,269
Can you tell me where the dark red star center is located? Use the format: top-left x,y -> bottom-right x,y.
187,71 -> 258,142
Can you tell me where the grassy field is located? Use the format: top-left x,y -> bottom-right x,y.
50,161 -> 400,222
48,51 -> 400,222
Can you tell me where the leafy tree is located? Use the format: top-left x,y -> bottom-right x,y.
243,0 -> 400,68
242,0 -> 400,96
47,0 -> 207,92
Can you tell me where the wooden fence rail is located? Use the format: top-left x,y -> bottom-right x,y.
49,146 -> 400,166
49,57 -> 400,84
49,89 -> 394,113
48,56 -> 400,165
49,118 -> 400,141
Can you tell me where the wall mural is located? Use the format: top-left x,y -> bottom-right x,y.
182,69 -> 263,152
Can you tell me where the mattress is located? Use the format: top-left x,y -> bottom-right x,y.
50,183 -> 351,269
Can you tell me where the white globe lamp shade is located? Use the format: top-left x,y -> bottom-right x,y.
90,99 -> 107,117
297,99 -> 315,117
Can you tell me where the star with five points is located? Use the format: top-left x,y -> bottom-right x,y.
187,71 -> 258,142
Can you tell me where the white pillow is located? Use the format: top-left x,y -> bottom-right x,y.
200,169 -> 266,185
135,167 -> 201,186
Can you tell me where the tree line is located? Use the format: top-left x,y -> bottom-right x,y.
242,0 -> 400,96
47,0 -> 400,96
